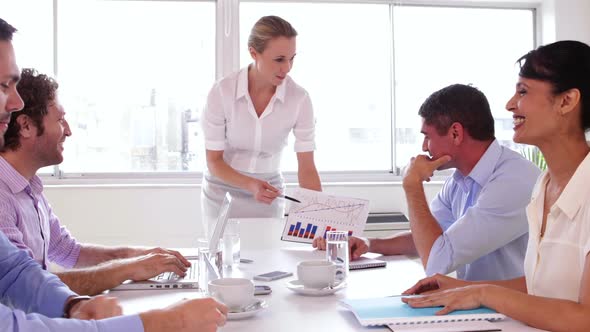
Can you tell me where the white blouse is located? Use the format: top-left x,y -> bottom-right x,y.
524,152 -> 590,301
201,67 -> 316,174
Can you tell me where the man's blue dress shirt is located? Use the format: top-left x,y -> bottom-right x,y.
0,231 -> 144,331
426,140 -> 541,281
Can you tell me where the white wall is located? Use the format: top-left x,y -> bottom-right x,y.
542,0 -> 590,45
43,0 -> 590,247
44,182 -> 441,247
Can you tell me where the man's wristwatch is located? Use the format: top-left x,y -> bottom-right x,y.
63,295 -> 91,318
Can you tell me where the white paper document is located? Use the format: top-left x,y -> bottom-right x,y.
281,188 -> 370,244
388,320 -> 501,332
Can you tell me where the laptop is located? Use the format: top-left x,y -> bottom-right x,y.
112,192 -> 233,291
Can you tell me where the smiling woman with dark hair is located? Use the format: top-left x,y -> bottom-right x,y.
403,40 -> 590,332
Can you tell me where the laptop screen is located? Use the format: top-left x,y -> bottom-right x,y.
208,192 -> 233,253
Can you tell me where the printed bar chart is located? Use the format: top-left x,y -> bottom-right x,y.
285,221 -> 321,239
285,221 -> 355,241
281,188 -> 370,244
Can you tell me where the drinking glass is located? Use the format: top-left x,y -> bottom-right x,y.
325,230 -> 349,284
222,219 -> 240,267
197,240 -> 223,292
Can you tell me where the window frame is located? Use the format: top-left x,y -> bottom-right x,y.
32,0 -> 539,185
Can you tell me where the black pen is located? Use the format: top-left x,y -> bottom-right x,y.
279,194 -> 301,203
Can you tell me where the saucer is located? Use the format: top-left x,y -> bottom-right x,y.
227,299 -> 268,320
285,280 -> 346,296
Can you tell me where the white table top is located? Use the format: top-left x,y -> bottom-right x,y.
112,219 -> 546,331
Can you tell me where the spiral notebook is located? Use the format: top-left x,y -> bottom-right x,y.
341,296 -> 505,327
349,257 -> 386,270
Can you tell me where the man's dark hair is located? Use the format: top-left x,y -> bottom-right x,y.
418,84 -> 495,141
3,69 -> 59,151
0,18 -> 17,41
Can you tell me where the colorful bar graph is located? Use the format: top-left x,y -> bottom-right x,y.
285,222 -> 333,240
298,227 -> 305,237
310,225 -> 318,239
303,223 -> 312,238
323,226 -> 331,239
319,226 -> 357,239
294,222 -> 302,235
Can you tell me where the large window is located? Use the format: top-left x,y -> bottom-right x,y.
1,1 -> 535,179
1,0 -> 53,74
57,0 -> 215,173
241,3 -> 392,172
393,6 -> 534,166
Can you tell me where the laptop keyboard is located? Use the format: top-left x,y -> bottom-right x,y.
154,260 -> 198,281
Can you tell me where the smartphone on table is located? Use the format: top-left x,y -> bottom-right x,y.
253,271 -> 293,281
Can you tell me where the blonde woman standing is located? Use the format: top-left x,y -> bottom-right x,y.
201,16 -> 321,234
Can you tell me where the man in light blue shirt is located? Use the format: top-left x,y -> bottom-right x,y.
0,17 -> 228,332
0,227 -> 228,331
0,230 -> 143,330
316,84 -> 540,281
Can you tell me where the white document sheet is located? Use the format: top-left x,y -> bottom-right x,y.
281,188 -> 370,244
388,320 -> 501,332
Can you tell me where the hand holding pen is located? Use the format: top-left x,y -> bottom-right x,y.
250,179 -> 281,204
278,194 -> 301,203
251,178 -> 301,204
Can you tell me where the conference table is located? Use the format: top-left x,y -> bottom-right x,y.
112,219 -> 546,332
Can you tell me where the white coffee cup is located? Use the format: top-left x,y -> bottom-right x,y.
297,260 -> 337,289
208,278 -> 254,309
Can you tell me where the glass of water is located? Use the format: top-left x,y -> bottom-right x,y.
222,219 -> 240,267
198,240 -> 223,292
326,230 -> 349,285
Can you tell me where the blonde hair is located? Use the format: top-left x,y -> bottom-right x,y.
248,16 -> 297,53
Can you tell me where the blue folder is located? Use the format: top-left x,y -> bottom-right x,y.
341,297 -> 505,327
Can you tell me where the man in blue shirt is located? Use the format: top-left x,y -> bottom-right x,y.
0,229 -> 228,331
0,17 -> 228,332
315,84 -> 540,281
